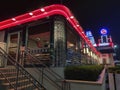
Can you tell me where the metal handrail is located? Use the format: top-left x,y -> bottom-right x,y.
0,72 -> 16,89
25,48 -> 63,79
0,47 -> 46,90
24,49 -> 70,90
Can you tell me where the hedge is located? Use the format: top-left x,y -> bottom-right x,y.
108,66 -> 120,73
64,65 -> 104,81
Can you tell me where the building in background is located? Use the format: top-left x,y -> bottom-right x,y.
97,28 -> 114,66
86,30 -> 97,47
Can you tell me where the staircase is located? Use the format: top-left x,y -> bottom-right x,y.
0,68 -> 40,90
0,47 -> 70,90
0,47 -> 46,90
24,49 -> 70,90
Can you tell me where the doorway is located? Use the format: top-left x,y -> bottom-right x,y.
7,32 -> 22,65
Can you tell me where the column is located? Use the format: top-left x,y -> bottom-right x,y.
53,16 -> 66,67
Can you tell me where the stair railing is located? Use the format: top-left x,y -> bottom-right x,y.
23,48 -> 70,90
0,47 -> 46,90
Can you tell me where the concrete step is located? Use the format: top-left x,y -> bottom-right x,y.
0,72 -> 18,77
3,79 -> 30,85
0,68 -> 44,90
0,75 -> 25,80
1,83 -> 39,90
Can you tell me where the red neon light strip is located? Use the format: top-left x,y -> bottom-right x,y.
0,4 -> 100,56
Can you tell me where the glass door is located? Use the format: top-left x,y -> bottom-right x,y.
7,32 -> 21,65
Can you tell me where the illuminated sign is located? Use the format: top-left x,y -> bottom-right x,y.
86,31 -> 96,46
86,31 -> 92,37
100,29 -> 107,35
98,43 -> 110,46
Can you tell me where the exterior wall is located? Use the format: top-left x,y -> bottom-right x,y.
101,54 -> 110,64
100,53 -> 114,66
109,54 -> 114,66
0,31 -> 5,42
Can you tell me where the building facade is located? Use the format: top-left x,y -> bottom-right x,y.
0,4 -> 100,67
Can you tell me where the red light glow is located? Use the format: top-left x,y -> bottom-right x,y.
0,4 -> 100,56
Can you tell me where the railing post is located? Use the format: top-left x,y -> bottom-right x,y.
16,63 -> 19,90
62,80 -> 71,90
41,67 -> 44,85
62,80 -> 66,90
67,82 -> 71,90
20,47 -> 25,66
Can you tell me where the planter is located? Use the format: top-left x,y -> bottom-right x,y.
108,73 -> 115,90
65,69 -> 106,90
108,66 -> 120,90
115,74 -> 120,90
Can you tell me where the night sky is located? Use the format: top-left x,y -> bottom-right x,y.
0,0 -> 120,45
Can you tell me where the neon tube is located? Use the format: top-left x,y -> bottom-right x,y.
0,4 -> 100,56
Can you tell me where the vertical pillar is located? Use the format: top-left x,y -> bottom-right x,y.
78,37 -> 82,63
0,31 -> 6,67
53,16 -> 66,67
0,31 -> 5,42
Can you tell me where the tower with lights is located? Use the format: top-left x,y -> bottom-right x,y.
86,31 -> 97,47
97,28 -> 114,66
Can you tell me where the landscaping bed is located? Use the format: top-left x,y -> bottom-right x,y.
108,66 -> 120,73
64,65 -> 104,81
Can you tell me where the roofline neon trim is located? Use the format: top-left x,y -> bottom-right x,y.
0,4 -> 100,56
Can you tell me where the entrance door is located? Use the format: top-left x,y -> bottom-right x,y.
7,32 -> 21,65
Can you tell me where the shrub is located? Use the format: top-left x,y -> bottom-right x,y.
116,70 -> 120,74
108,66 -> 120,73
64,65 -> 104,81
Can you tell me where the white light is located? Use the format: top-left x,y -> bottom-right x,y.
40,8 -> 45,12
67,17 -> 69,20
29,12 -> 33,16
93,44 -> 97,47
86,48 -> 89,53
114,45 -> 117,48
82,32 -> 84,33
70,16 -> 74,19
12,18 -> 16,21
98,43 -> 110,46
69,43 -> 74,47
76,25 -> 79,27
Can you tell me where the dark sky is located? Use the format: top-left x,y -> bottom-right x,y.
0,0 -> 120,45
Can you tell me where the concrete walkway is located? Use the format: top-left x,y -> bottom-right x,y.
108,73 -> 115,90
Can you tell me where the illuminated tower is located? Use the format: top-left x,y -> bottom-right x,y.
97,28 -> 114,66
98,28 -> 113,48
86,31 -> 97,47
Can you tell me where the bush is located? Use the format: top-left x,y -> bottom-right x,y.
64,65 -> 104,81
108,66 -> 120,73
116,70 -> 120,74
